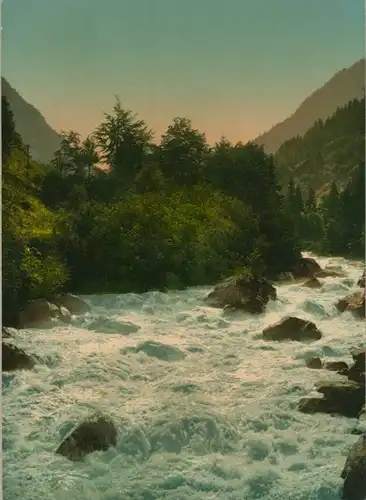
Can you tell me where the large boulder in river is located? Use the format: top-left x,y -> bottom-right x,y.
56,413 -> 117,461
262,316 -> 322,342
336,291 -> 365,318
292,257 -> 322,278
347,349 -> 366,385
18,299 -> 71,329
340,433 -> 366,500
298,380 -> 364,418
292,257 -> 345,279
2,342 -> 36,371
204,276 -> 277,313
53,293 -> 91,315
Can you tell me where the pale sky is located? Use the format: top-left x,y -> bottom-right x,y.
2,0 -> 364,144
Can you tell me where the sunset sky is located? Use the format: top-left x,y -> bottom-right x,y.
2,0 -> 364,144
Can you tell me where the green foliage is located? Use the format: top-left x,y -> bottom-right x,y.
93,97 -> 153,190
20,247 -> 69,299
2,96 -> 69,325
278,97 -> 364,259
285,163 -> 365,258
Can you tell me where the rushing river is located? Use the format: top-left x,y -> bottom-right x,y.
2,254 -> 365,500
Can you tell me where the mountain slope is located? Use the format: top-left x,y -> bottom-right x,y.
1,77 -> 61,164
254,59 -> 365,154
274,97 -> 365,194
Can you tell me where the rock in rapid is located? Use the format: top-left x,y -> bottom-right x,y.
204,275 -> 277,314
18,299 -> 71,329
2,342 -> 36,371
56,413 -> 117,461
262,316 -> 322,342
340,433 -> 366,500
336,291 -> 365,318
53,293 -> 91,315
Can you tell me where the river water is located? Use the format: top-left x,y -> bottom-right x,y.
2,254 -> 365,500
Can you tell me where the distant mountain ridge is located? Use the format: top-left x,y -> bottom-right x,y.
254,59 -> 365,153
1,77 -> 61,164
274,96 -> 365,194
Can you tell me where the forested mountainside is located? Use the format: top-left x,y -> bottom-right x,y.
2,77 -> 61,163
275,97 -> 365,194
254,58 -> 365,154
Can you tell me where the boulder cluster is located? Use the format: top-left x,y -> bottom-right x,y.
204,258 -> 365,499
2,294 -> 90,372
299,349 -> 365,419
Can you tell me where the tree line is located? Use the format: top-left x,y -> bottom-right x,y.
2,94 -> 364,327
285,163 -> 365,258
275,97 -> 365,191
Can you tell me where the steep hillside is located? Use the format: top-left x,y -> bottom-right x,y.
1,77 -> 61,164
274,97 -> 365,194
254,59 -> 365,154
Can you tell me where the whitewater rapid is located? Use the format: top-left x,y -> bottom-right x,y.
3,254 -> 365,500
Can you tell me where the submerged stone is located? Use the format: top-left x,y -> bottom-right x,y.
123,340 -> 186,361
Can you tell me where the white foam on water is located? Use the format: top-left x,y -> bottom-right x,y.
3,254 -> 365,499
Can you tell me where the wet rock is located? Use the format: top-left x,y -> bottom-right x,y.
336,292 -> 365,318
347,349 -> 366,385
302,278 -> 322,289
298,397 -> 341,414
204,275 -> 277,314
2,342 -> 36,371
19,299 -> 60,328
262,316 -> 322,342
347,365 -> 365,385
352,348 -> 366,366
53,293 -> 91,315
340,433 -> 366,500
299,346 -> 365,419
293,257 -> 346,279
324,361 -> 349,374
59,306 -> 72,324
292,257 -> 322,278
357,271 -> 365,288
18,299 -> 72,329
305,357 -> 322,369
56,413 -> 117,461
299,380 -> 365,418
